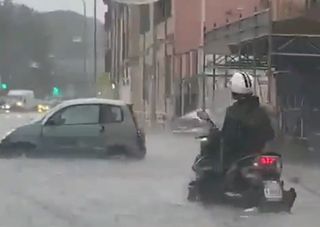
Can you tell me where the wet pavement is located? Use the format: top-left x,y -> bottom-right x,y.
0,112 -> 319,227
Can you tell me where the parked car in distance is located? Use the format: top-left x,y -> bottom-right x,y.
0,98 -> 146,159
171,109 -> 211,135
3,90 -> 37,111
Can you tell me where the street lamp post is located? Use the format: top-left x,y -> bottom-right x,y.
81,0 -> 88,80
94,0 -> 98,84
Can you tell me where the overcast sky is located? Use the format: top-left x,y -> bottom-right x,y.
13,0 -> 107,21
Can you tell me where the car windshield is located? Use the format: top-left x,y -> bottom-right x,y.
0,0 -> 318,226
5,95 -> 23,102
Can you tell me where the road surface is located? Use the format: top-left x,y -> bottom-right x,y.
0,112 -> 319,227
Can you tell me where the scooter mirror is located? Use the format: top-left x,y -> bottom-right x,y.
197,110 -> 210,121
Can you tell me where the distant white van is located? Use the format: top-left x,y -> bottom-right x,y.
5,90 -> 36,110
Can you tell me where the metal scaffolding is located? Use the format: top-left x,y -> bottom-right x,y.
204,9 -> 320,138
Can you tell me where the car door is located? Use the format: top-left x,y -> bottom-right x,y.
41,104 -> 102,157
98,104 -> 126,155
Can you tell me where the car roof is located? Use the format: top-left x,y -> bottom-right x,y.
60,98 -> 127,107
8,90 -> 34,95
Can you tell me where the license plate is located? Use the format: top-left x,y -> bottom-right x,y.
263,181 -> 283,201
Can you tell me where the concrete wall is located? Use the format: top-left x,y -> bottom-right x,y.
173,0 -> 203,54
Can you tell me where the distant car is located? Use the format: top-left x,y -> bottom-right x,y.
0,98 -> 146,159
171,109 -> 211,135
5,90 -> 36,111
36,99 -> 61,113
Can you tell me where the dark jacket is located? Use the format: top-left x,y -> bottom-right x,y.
222,96 -> 274,167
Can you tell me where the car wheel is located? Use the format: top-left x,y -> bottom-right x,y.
103,145 -> 146,160
0,148 -> 25,159
122,146 -> 146,160
134,148 -> 146,160
1,142 -> 36,159
14,149 -> 28,158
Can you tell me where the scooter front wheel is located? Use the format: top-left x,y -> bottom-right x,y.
187,181 -> 199,202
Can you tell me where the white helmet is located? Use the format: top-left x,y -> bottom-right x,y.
229,72 -> 254,95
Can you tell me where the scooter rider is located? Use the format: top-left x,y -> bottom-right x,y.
222,72 -> 274,189
189,73 -> 296,208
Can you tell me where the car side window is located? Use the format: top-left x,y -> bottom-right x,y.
100,105 -> 123,124
50,104 -> 100,125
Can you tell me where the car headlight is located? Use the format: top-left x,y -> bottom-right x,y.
38,105 -> 49,112
2,104 -> 10,110
16,102 -> 23,107
200,137 -> 208,142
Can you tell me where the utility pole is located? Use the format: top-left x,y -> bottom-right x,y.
164,0 -> 168,113
110,2 -> 115,87
94,0 -> 98,85
151,3 -> 157,127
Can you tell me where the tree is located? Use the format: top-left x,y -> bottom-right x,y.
0,0 -> 53,97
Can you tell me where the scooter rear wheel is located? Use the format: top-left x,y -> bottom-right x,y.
241,186 -> 263,209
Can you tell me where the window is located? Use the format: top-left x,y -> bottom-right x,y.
260,0 -> 270,9
100,105 -> 123,123
154,0 -> 172,24
140,4 -> 150,33
52,105 -> 100,125
165,55 -> 172,97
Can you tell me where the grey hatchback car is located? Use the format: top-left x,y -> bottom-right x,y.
0,98 -> 146,159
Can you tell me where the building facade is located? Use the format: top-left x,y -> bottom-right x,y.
103,0 -> 320,132
103,0 -> 210,128
204,0 -> 320,138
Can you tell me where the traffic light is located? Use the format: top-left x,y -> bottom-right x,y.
52,86 -> 61,97
0,83 -> 8,90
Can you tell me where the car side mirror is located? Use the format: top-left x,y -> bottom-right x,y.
197,110 -> 210,121
46,118 -> 65,126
